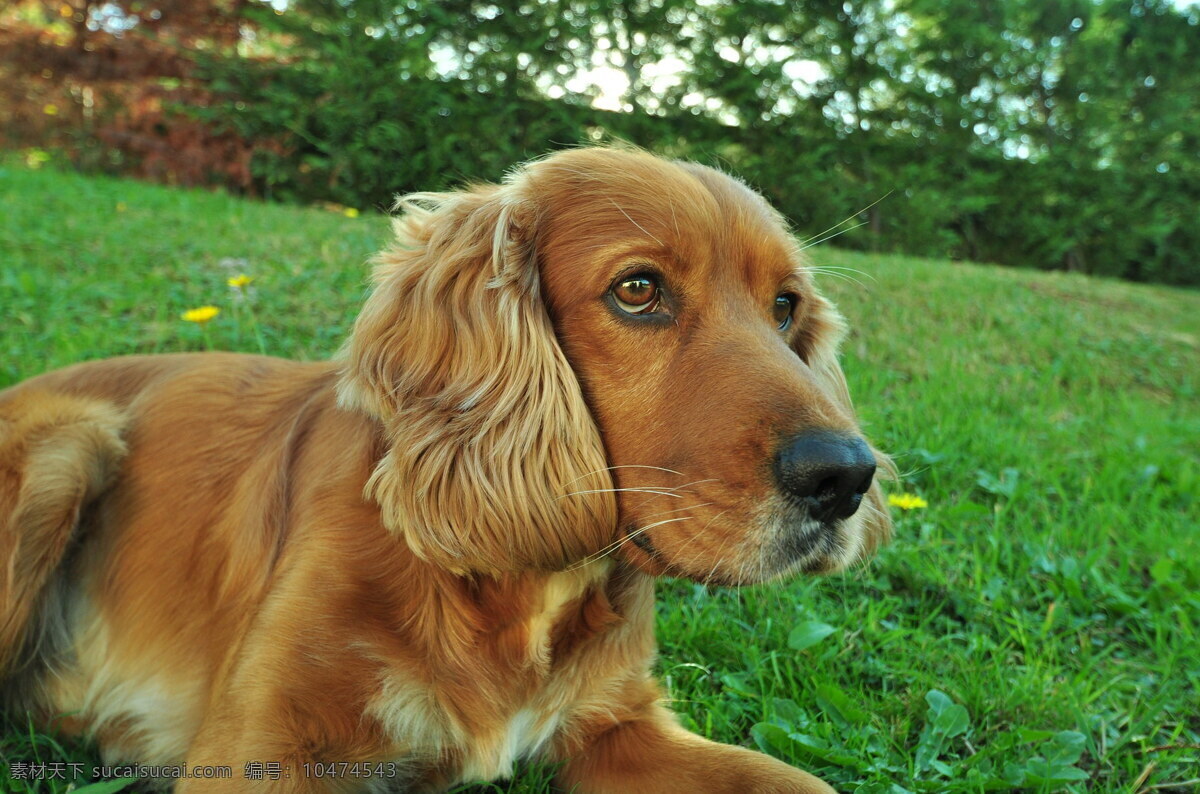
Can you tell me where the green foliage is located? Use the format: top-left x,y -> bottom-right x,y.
2,166 -> 1198,791
788,621 -> 838,651
5,0 -> 1196,283
189,0 -> 689,207
175,0 -> 1200,285
752,689 -> 1093,790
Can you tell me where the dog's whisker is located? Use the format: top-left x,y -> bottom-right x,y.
706,539 -> 737,587
623,483 -> 731,578
608,516 -> 695,553
556,487 -> 683,500
659,478 -> 720,492
806,268 -> 875,290
565,516 -> 696,571
590,476 -> 712,515
628,475 -> 701,513
608,198 -> 664,247
560,464 -> 685,488
637,502 -> 714,521
699,522 -> 737,587
627,478 -> 718,512
798,191 -> 892,246
807,265 -> 876,282
670,507 -> 733,580
798,221 -> 868,251
806,267 -> 870,290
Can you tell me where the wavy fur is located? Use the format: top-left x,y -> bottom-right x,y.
338,178 -> 615,573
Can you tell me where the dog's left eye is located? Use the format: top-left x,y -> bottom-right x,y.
612,274 -> 661,315
774,294 -> 796,330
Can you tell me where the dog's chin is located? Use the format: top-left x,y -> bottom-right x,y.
765,500 -> 868,579
614,501 -> 866,585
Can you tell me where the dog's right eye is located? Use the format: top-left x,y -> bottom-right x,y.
612,274 -> 661,315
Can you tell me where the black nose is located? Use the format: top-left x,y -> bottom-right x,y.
774,431 -> 876,523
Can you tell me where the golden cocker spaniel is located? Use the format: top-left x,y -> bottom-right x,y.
0,147 -> 891,792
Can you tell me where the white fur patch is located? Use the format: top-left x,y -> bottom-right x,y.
46,605 -> 201,765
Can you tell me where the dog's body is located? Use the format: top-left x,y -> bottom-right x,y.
1,148 -> 890,792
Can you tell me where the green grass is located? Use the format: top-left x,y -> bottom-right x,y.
2,161 -> 1198,793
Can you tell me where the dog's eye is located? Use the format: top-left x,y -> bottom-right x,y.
774,294 -> 796,330
612,274 -> 661,315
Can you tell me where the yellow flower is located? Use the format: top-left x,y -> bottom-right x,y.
888,493 -> 928,511
343,207 -> 360,218
227,274 -> 253,288
24,148 -> 51,169
43,104 -> 59,116
181,305 -> 220,324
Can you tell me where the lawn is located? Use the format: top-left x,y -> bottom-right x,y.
1,162 -> 1197,793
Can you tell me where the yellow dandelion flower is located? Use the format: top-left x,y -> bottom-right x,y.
227,274 -> 253,288
181,306 -> 220,324
43,104 -> 59,116
24,149 -> 51,169
343,207 -> 360,218
888,493 -> 928,511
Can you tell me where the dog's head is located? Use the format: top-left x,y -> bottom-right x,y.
339,147 -> 891,581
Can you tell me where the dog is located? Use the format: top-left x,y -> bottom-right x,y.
0,147 -> 891,792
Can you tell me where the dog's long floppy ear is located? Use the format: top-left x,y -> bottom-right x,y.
338,177 -> 617,574
797,289 -> 894,560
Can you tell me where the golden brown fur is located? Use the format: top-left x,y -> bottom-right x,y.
0,147 -> 890,792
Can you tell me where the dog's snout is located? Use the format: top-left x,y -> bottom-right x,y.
774,431 -> 876,522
